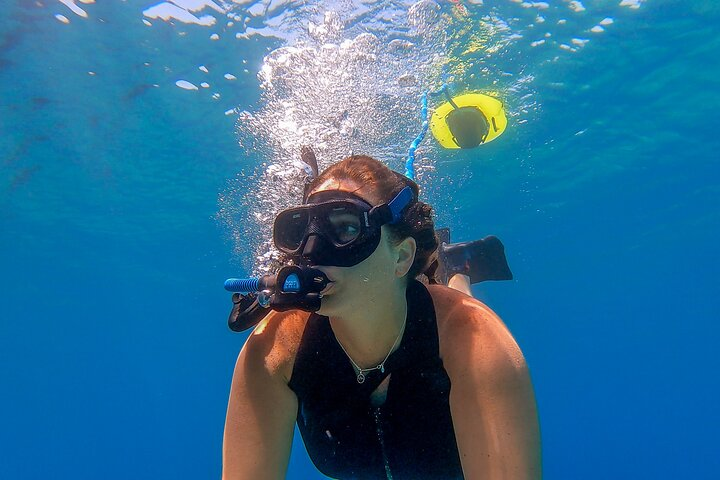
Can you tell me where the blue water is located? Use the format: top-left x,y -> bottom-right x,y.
2,0 -> 718,478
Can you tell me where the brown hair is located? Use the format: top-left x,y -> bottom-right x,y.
306,155 -> 438,279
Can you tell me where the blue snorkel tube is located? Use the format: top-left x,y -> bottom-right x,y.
405,83 -> 453,180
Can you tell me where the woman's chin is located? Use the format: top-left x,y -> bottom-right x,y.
315,298 -> 334,317
315,292 -> 344,317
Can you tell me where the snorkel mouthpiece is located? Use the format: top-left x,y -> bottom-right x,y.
224,265 -> 329,295
224,265 -> 330,313
224,265 -> 330,332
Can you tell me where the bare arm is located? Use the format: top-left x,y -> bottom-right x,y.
435,289 -> 542,479
222,316 -> 299,479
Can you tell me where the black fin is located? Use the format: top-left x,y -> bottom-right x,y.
437,235 -> 513,285
228,293 -> 270,332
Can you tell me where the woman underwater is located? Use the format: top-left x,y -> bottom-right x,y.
222,154 -> 541,479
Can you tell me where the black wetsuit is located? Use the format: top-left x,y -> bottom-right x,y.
288,280 -> 464,479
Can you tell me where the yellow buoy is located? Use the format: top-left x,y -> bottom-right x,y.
429,93 -> 507,149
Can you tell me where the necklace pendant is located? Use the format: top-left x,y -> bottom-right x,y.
357,372 -> 366,384
379,364 -> 385,373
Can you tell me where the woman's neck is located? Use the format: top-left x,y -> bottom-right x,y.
328,282 -> 408,368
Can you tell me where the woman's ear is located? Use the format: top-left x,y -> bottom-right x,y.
395,236 -> 417,278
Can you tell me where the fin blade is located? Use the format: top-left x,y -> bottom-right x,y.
438,235 -> 513,284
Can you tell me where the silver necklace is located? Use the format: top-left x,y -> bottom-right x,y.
335,318 -> 407,384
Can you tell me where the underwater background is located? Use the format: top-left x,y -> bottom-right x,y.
1,0 -> 718,478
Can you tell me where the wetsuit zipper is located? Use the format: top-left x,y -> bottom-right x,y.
373,407 -> 393,480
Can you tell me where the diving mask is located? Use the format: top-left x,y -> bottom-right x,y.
273,186 -> 415,267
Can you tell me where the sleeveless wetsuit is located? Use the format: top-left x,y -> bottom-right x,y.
288,280 -> 464,479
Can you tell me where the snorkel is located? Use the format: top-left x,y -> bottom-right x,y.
224,265 -> 331,331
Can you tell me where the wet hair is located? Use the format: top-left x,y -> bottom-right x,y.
306,155 -> 438,279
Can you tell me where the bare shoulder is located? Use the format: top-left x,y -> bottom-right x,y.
426,284 -> 526,376
425,288 -> 541,478
240,309 -> 310,383
224,309 -> 308,478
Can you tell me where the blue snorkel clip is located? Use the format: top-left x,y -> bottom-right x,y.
387,186 -> 414,224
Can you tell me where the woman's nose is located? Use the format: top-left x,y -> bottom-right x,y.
301,234 -> 325,259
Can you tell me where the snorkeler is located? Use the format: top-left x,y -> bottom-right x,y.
226,134 -> 513,332
222,154 -> 541,479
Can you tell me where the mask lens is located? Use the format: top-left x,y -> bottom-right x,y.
275,209 -> 309,251
326,206 -> 363,245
